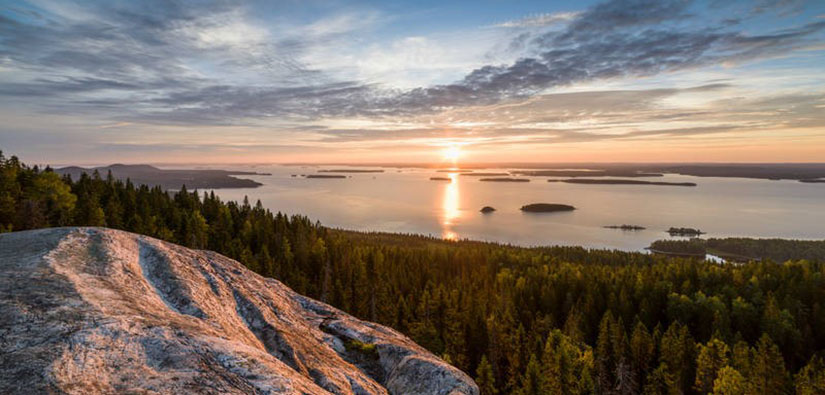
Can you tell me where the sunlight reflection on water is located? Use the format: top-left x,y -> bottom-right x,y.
207,165 -> 825,250
441,173 -> 461,240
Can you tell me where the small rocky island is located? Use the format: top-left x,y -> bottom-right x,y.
667,227 -> 705,236
430,177 -> 452,181
520,203 -> 576,213
480,206 -> 496,213
604,225 -> 646,230
480,178 -> 530,182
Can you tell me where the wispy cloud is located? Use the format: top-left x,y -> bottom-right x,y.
1,0 -> 824,162
492,12 -> 581,28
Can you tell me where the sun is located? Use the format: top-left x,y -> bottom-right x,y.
442,145 -> 462,162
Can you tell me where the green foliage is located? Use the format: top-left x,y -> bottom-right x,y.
712,366 -> 747,395
3,152 -> 825,394
695,337 -> 730,394
475,356 -> 498,395
344,339 -> 378,359
795,356 -> 825,395
649,239 -> 707,255
749,334 -> 790,394
707,238 -> 825,262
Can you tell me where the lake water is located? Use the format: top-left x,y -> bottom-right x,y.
205,165 -> 825,251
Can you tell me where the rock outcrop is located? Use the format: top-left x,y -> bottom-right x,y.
0,227 -> 478,394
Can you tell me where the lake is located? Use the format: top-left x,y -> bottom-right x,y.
205,165 -> 825,251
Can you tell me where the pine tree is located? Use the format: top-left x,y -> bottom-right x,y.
711,366 -> 747,395
642,362 -> 674,395
518,355 -> 543,395
476,356 -> 498,395
630,321 -> 655,392
795,356 -> 825,395
749,334 -> 790,394
597,312 -> 618,393
694,337 -> 729,394
660,322 -> 696,394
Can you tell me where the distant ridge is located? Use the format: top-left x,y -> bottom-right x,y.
55,164 -> 267,190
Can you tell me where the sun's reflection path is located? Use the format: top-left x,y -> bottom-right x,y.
441,172 -> 460,240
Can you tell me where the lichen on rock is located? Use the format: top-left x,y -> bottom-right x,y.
0,227 -> 478,395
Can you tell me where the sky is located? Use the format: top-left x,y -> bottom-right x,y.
1,0 -> 824,165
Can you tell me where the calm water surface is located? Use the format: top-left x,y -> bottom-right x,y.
205,165 -> 825,251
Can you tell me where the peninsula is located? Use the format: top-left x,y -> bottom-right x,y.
56,164 -> 266,190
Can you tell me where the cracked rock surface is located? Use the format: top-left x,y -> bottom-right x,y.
0,227 -> 478,395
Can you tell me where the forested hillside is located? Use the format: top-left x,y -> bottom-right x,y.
2,151 -> 824,394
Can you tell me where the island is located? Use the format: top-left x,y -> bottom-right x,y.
306,174 -> 347,179
520,203 -> 576,213
430,177 -> 452,181
479,178 -> 530,182
55,164 -> 266,190
667,227 -> 705,236
318,169 -> 384,173
513,169 -> 664,177
284,163 -> 825,181
480,206 -> 496,213
604,225 -> 646,230
799,179 -> 825,183
461,172 -> 510,176
552,179 -> 697,186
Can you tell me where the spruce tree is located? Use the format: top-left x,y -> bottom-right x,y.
475,356 -> 498,395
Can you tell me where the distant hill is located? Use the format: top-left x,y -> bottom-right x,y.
55,164 -> 267,189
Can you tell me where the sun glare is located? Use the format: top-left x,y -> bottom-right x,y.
442,145 -> 461,162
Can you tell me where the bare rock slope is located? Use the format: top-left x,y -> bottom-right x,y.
0,227 -> 478,394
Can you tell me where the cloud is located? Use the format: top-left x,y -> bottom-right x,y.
0,0 -> 823,128
492,12 -> 581,28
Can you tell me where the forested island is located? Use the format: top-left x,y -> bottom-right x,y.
509,163 -> 825,181
480,206 -> 496,213
520,203 -> 576,212
306,174 -> 347,179
668,227 -> 706,236
56,164 -> 266,190
319,169 -> 384,173
513,169 -> 664,177
553,179 -> 697,186
460,172 -> 510,176
305,162 -> 825,181
604,224 -> 646,230
4,151 -> 825,395
479,178 -> 530,182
